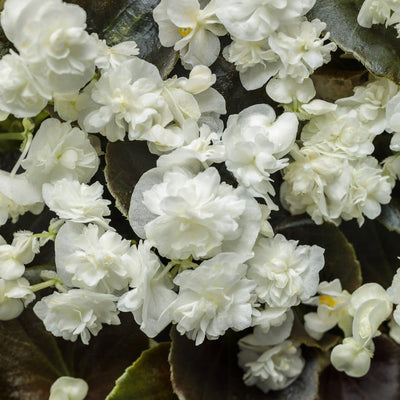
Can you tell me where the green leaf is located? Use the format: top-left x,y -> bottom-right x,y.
308,0 -> 400,84
0,308 -> 70,400
276,217 -> 362,292
0,310 -> 148,400
100,0 -> 178,78
169,327 -> 322,400
341,220 -> 399,288
319,335 -> 400,400
60,314 -> 149,400
311,64 -> 368,102
104,140 -> 158,217
106,342 -> 178,400
68,0 -> 178,78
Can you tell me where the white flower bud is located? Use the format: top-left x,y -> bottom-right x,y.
330,337 -> 373,378
49,376 -> 89,400
0,278 -> 34,321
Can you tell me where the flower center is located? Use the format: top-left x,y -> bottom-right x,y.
319,295 -> 337,308
179,27 -> 192,37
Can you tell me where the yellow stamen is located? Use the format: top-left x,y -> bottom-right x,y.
179,27 -> 192,37
319,295 -> 337,308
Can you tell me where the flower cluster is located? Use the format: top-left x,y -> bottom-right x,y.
154,0 -> 337,102
281,76 -> 398,226
1,0 -> 400,397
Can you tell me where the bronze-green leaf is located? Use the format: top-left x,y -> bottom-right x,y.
100,0 -> 178,78
169,327 -> 322,400
0,310 -> 148,400
106,342 -> 178,400
60,314 -> 149,400
276,217 -> 362,292
104,140 -> 158,217
319,335 -> 400,400
308,0 -> 400,84
67,0 -> 178,78
0,309 -> 70,400
341,220 -> 399,288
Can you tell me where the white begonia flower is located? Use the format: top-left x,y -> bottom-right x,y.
386,91 -> 400,134
251,306 -> 288,331
129,166 -> 261,260
388,318 -> 400,344
168,252 -> 256,345
268,18 -> 337,83
304,279 -> 352,340
282,143 -> 392,226
153,0 -> 227,69
390,132 -> 400,152
281,145 -> 352,225
336,77 -> 399,135
0,231 -> 40,280
223,39 -> 281,90
156,122 -> 225,169
387,267 -> 400,326
243,309 -> 294,347
389,10 -> 400,37
0,170 -> 43,226
0,110 -> 8,121
387,267 -> 400,305
81,58 -> 173,143
117,240 -> 177,338
340,157 -> 392,226
42,179 -> 111,228
145,120 -> 200,154
215,0 -> 316,42
266,77 -> 337,121
266,77 -> 316,104
222,104 -> 298,207
0,277 -> 35,321
357,0 -> 399,28
92,33 -> 139,71
0,244 -> 26,281
49,377 -> 89,400
331,282 -> 392,378
33,289 -> 120,344
255,203 -> 273,239
238,339 -> 305,394
330,337 -> 374,378
2,0 -> 98,93
55,222 -> 135,294
161,66 -> 226,129
247,234 -> 325,308
53,91 -> 80,122
297,99 -> 338,121
21,118 -> 99,185
0,51 -> 49,118
383,153 -> 400,186
301,110 -> 376,160
178,64 -> 217,94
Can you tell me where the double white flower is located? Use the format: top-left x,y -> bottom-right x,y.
222,104 -> 297,207
1,0 -> 97,94
247,234 -> 325,308
129,166 -> 261,260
